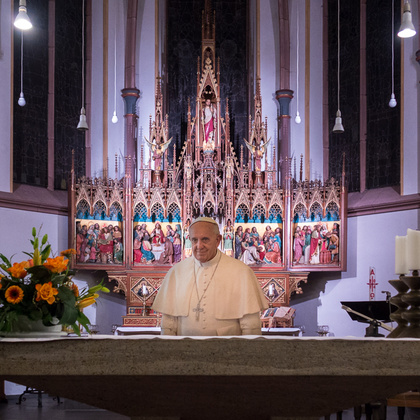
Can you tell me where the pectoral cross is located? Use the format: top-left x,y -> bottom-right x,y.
193,303 -> 204,321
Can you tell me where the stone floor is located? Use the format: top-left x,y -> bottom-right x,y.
1,394 -> 418,420
0,394 -> 129,420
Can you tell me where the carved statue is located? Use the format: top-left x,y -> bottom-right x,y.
202,98 -> 216,151
144,128 -> 173,171
243,134 -> 271,172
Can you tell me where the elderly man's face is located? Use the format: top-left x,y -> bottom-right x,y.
190,222 -> 221,263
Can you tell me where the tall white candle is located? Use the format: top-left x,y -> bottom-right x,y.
395,235 -> 408,275
407,229 -> 420,271
269,284 -> 274,296
142,285 -> 148,295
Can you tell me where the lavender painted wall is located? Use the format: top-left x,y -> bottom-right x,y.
0,2 -> 12,193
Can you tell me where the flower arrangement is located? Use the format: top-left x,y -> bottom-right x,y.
0,227 -> 109,335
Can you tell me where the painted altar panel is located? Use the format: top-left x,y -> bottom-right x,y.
232,222 -> 283,266
133,221 -> 183,265
290,178 -> 346,272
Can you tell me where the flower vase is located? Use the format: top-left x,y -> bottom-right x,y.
0,316 -> 67,338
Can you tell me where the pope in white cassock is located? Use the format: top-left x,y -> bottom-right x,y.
152,217 -> 268,335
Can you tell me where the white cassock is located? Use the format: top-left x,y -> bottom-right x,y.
152,249 -> 268,336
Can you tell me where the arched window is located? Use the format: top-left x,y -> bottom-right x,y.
109,202 -> 123,221
168,203 -> 181,222
151,203 -> 164,222
76,199 -> 90,219
93,201 -> 107,220
235,204 -> 249,223
252,204 -> 265,223
268,204 -> 282,223
134,203 -> 148,222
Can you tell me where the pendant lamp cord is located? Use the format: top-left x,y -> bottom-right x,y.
114,9 -> 117,113
20,31 -> 24,93
296,3 -> 299,112
391,0 -> 395,95
337,0 -> 340,111
81,0 -> 85,108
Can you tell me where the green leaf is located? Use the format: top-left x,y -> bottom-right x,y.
0,254 -> 11,267
71,323 -> 81,336
41,245 -> 51,261
56,287 -> 78,325
77,312 -> 91,333
33,238 -> 39,249
27,266 -> 51,282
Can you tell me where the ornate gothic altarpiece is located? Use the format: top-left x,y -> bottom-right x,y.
68,3 -> 347,328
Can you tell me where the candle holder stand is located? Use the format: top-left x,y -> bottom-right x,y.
387,277 -> 409,338
398,270 -> 420,338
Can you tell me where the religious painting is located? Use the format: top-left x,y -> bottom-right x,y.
291,194 -> 342,270
232,222 -> 283,266
291,221 -> 340,267
133,221 -> 183,265
75,219 -> 124,265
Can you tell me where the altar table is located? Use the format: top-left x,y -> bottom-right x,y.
0,336 -> 420,420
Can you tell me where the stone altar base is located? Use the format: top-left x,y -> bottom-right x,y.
1,336 -> 420,420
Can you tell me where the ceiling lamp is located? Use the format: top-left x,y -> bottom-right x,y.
333,0 -> 344,133
389,0 -> 397,108
398,0 -> 416,38
14,0 -> 32,30
77,0 -> 88,131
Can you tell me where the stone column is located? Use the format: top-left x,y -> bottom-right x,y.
275,89 -> 293,186
122,88 -> 140,181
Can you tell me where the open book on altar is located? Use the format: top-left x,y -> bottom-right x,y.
260,307 -> 296,329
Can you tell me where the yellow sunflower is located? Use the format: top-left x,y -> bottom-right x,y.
5,285 -> 24,304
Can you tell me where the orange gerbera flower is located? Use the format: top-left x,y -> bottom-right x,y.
7,261 -> 29,279
43,256 -> 69,273
5,285 -> 24,304
60,249 -> 77,257
35,282 -> 58,304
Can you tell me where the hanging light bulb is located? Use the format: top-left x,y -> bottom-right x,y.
18,92 -> 26,107
14,0 -> 32,30
18,31 -> 26,107
333,0 -> 344,133
398,0 -> 416,38
112,110 -> 118,124
77,0 -> 88,130
294,1 -> 301,124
